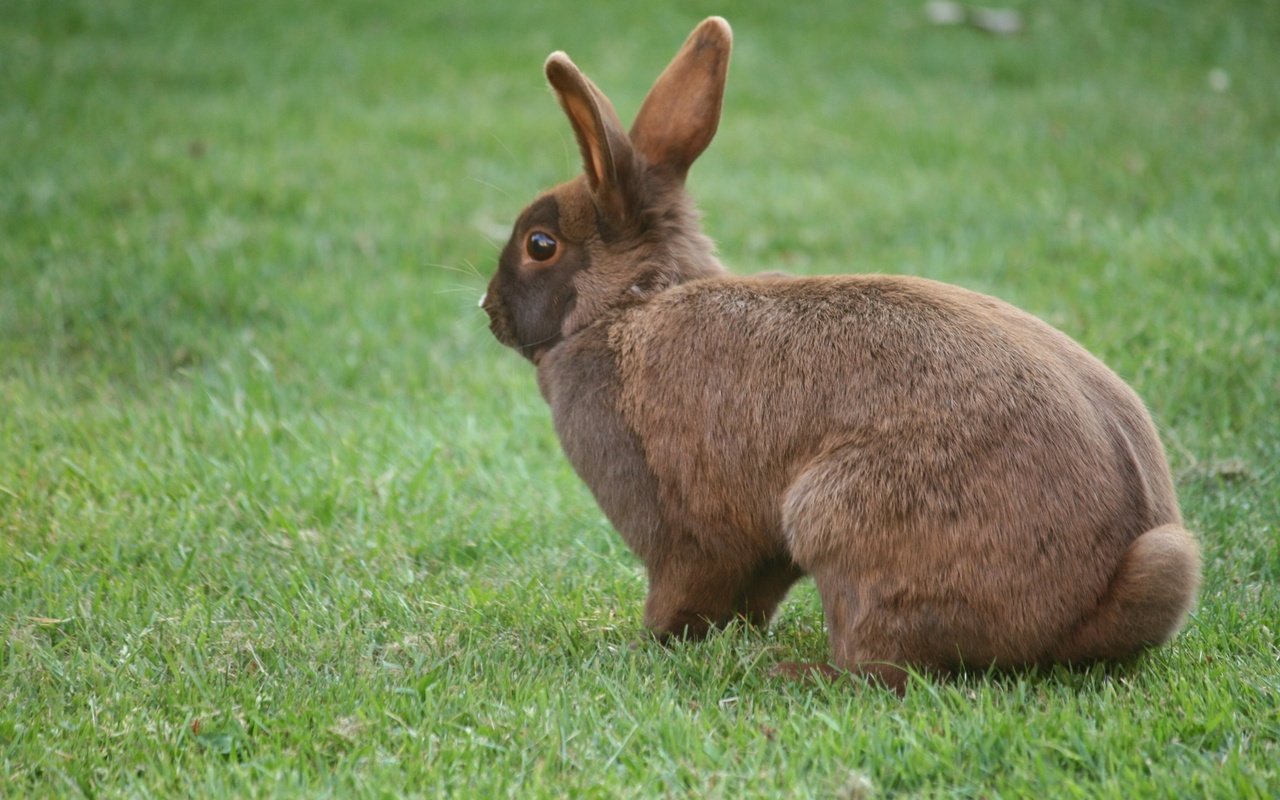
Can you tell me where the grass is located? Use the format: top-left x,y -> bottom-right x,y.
2,0 -> 1278,795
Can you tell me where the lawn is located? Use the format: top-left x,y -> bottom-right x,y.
2,0 -> 1278,796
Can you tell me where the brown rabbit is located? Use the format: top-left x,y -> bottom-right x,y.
481,17 -> 1200,692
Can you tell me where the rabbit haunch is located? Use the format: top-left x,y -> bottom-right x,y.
481,17 -> 1200,691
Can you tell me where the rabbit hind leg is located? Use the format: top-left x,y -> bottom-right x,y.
778,450 -> 951,693
768,568 -> 938,694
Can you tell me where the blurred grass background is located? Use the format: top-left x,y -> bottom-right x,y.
2,0 -> 1277,796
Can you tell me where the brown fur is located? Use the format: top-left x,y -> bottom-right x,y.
482,17 -> 1201,691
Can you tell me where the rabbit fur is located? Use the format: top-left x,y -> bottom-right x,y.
481,17 -> 1200,691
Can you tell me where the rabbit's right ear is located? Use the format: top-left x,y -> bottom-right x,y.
545,52 -> 636,221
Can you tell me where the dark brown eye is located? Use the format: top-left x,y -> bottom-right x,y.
526,231 -> 559,262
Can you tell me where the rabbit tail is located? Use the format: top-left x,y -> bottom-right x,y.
1055,524 -> 1201,663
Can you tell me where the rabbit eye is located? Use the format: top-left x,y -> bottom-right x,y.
526,231 -> 559,262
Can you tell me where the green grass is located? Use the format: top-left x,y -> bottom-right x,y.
2,0 -> 1278,795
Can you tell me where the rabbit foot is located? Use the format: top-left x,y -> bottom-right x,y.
771,660 -> 910,695
770,661 -> 843,682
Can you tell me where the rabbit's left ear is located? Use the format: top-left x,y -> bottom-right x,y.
545,52 -> 636,221
630,17 -> 732,181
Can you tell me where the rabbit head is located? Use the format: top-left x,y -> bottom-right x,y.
483,17 -> 733,363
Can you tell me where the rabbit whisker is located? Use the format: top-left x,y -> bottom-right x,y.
468,176 -> 513,199
520,331 -> 560,349
490,132 -> 519,164
425,261 -> 481,276
434,284 -> 484,295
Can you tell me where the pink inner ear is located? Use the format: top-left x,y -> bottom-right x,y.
563,92 -> 607,186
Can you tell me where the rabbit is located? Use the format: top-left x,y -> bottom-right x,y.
480,17 -> 1200,692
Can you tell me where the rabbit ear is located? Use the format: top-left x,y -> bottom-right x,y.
629,17 -> 732,180
545,52 -> 635,220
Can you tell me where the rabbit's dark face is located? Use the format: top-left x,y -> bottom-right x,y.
483,183 -> 595,363
484,171 -> 722,364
